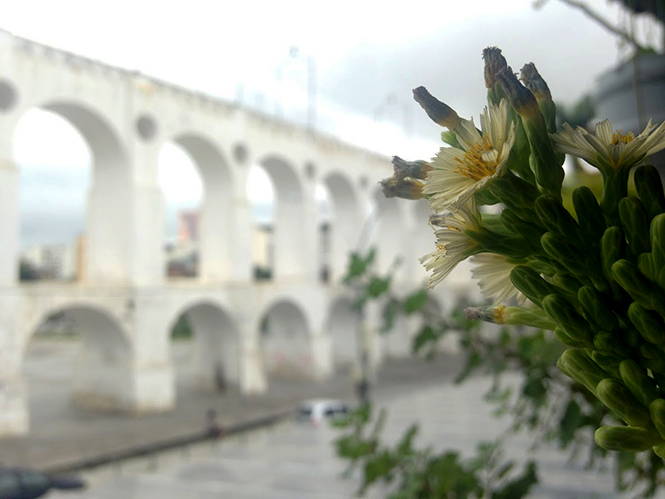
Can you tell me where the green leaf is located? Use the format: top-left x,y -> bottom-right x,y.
381,298 -> 401,333
455,352 -> 483,384
396,424 -> 419,456
367,276 -> 391,298
558,398 -> 583,448
403,288 -> 429,314
496,462 -> 515,480
492,461 -> 538,499
412,325 -> 437,354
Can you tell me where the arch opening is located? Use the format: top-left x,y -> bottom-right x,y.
168,302 -> 239,395
246,164 -> 275,281
15,109 -> 90,282
159,134 -> 234,282
326,297 -> 360,371
321,172 -> 361,283
259,300 -> 312,379
370,189 -> 406,275
159,142 -> 203,279
14,101 -> 129,283
23,306 -> 132,419
255,155 -> 309,280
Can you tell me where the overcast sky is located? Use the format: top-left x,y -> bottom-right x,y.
6,0 -> 663,247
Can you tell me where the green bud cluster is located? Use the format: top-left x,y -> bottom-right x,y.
399,47 -> 665,455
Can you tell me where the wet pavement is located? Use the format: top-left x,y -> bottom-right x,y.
3,339 -> 625,497
1,339 -> 463,470
45,376 -> 619,498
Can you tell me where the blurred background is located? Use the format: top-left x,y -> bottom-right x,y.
2,1 -> 665,497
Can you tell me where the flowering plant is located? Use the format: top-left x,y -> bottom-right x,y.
382,47 -> 665,455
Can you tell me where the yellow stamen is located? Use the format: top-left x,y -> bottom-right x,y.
492,304 -> 506,324
612,130 -> 635,145
454,136 -> 498,180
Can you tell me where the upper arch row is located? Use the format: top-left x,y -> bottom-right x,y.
0,35 -> 388,203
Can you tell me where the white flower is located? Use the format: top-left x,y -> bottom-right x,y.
552,119 -> 665,174
470,253 -> 526,305
420,201 -> 481,288
423,99 -> 515,212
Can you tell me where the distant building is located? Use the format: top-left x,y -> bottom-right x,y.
178,211 -> 200,243
169,210 -> 330,281
251,223 -> 273,272
20,243 -> 77,281
165,240 -> 198,277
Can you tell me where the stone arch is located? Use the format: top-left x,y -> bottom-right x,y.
20,99 -> 130,283
165,299 -> 239,394
23,303 -> 132,412
39,101 -> 128,179
322,171 -> 361,282
258,298 -> 313,379
165,132 -> 235,281
326,296 -> 360,370
256,154 -> 310,279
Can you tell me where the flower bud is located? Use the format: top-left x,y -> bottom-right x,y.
489,173 -> 540,214
534,195 -> 584,248
634,165 -> 665,221
619,196 -> 651,257
412,86 -> 460,129
542,293 -> 594,346
379,176 -> 424,200
440,130 -> 462,149
650,399 -> 665,440
620,359 -> 660,408
541,232 -> 596,278
499,209 -> 544,248
557,348 -> 606,393
572,186 -> 606,246
595,425 -> 661,452
612,260 -> 665,317
628,302 -> 665,347
555,327 -> 587,348
593,330 -> 618,351
601,226 -> 626,300
578,286 -> 619,333
596,378 -> 651,427
591,350 -> 623,379
650,214 -> 665,272
496,67 -> 563,197
510,265 -> 559,307
465,305 -> 556,330
495,67 -> 539,118
520,63 -> 556,134
482,46 -> 508,105
466,228 -> 531,259
638,252 -> 654,280
551,273 -> 584,302
391,156 -> 432,180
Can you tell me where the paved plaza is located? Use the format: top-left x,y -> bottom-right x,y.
2,339 -> 629,498
0,339 -> 463,469
44,376 -> 621,498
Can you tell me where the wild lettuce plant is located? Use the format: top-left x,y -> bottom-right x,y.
381,47 -> 665,455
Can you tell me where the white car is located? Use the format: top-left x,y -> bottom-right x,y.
295,399 -> 350,426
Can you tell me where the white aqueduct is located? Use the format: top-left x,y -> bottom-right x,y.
0,30 -> 474,436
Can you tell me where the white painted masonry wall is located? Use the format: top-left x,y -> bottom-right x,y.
0,29 -> 474,437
